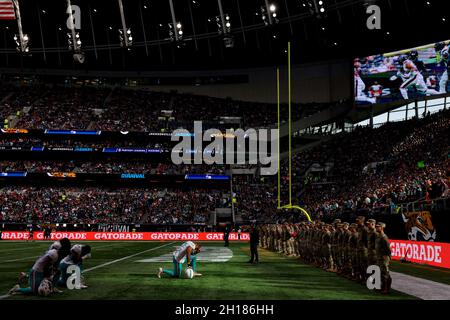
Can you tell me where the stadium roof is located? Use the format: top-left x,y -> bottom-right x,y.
0,0 -> 448,70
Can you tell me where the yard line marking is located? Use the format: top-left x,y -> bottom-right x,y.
0,243 -> 130,263
0,256 -> 38,263
0,245 -> 49,253
83,242 -> 175,273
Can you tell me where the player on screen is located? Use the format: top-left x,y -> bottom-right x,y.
435,42 -> 449,93
369,81 -> 383,101
354,60 -> 376,104
157,241 -> 202,278
407,50 -> 426,73
390,56 -> 439,99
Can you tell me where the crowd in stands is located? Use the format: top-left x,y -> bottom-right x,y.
301,109 -> 449,220
1,84 -> 342,132
0,187 -> 225,225
14,87 -> 110,130
0,160 -> 226,175
0,137 -> 171,149
235,109 -> 450,222
1,82 -> 449,226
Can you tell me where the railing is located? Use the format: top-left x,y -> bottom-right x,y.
399,197 -> 450,214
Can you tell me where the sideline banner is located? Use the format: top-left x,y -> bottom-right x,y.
0,231 -> 249,242
390,239 -> 450,269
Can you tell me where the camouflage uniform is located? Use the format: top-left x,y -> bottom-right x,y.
375,222 -> 392,294
356,217 -> 369,282
341,223 -> 352,277
348,224 -> 359,279
322,225 -> 332,270
366,219 -> 378,266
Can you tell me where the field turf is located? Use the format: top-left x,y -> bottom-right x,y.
0,241 -> 415,300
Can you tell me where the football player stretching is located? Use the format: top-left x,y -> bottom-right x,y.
157,241 -> 202,278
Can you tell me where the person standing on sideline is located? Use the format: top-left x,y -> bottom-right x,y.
375,222 -> 392,294
224,227 -> 230,247
248,224 -> 260,264
237,227 -> 242,241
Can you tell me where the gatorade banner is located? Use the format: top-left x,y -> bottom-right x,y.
0,231 -> 249,242
390,239 -> 450,269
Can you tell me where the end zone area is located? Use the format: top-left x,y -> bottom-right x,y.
0,241 -> 415,300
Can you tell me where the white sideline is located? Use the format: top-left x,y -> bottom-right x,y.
391,271 -> 450,300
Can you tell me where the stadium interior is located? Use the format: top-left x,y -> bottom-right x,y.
0,0 -> 449,304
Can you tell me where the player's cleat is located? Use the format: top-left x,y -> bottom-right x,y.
8,284 -> 20,295
157,267 -> 163,278
193,272 -> 203,277
80,284 -> 88,289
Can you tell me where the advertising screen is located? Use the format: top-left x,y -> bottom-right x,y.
354,40 -> 450,105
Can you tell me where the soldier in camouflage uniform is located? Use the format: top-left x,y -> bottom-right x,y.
375,222 -> 392,294
356,216 -> 369,283
341,222 -> 352,278
336,222 -> 345,273
323,224 -> 333,271
366,219 -> 378,267
330,220 -> 340,272
348,223 -> 359,280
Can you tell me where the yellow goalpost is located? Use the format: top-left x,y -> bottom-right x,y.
276,42 -> 312,222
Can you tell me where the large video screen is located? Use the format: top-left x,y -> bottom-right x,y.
354,40 -> 450,105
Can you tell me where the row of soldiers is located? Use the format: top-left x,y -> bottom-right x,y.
258,216 -> 392,293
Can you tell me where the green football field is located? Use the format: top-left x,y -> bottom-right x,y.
0,241 -> 417,300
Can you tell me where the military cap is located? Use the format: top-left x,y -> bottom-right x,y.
367,219 -> 376,224
342,222 -> 349,227
350,223 -> 358,228
356,216 -> 365,221
376,222 -> 386,228
333,219 -> 341,224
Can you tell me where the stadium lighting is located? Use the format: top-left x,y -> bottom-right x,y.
14,33 -> 30,54
119,28 -> 133,47
216,14 -> 231,35
261,2 -> 279,25
168,22 -> 184,43
317,0 -> 326,14
68,32 -> 82,51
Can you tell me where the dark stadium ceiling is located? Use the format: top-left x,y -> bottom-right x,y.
0,0 -> 448,71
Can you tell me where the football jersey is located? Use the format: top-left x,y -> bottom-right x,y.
32,249 -> 58,272
173,241 -> 196,263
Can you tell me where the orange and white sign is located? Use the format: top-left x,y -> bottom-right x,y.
390,239 -> 450,269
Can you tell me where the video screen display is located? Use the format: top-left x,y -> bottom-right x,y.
354,40 -> 450,105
